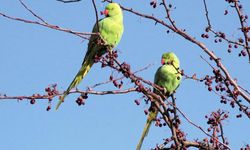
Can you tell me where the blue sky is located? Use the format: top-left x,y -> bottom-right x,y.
0,0 -> 249,150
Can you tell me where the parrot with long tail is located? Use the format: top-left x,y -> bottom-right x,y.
136,52 -> 182,150
56,3 -> 124,109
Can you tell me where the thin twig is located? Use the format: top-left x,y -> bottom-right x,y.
219,122 -> 226,144
161,0 -> 177,29
0,12 -> 94,40
89,63 -> 154,89
57,0 -> 81,3
234,1 -> 250,62
92,0 -> 99,30
19,0 -> 48,24
0,88 -> 137,101
203,0 -> 212,28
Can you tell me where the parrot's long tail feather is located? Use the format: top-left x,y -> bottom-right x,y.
136,111 -> 157,150
56,58 -> 94,110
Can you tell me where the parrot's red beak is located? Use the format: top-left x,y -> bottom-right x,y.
101,9 -> 109,16
161,58 -> 165,65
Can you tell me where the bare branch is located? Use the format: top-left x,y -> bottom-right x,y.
0,88 -> 137,101
89,63 -> 154,89
19,0 -> 48,24
57,0 -> 81,3
92,0 -> 99,30
234,1 -> 250,62
113,2 -> 250,104
0,12 -> 94,40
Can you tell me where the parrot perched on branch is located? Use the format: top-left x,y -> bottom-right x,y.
56,3 -> 124,110
136,52 -> 182,150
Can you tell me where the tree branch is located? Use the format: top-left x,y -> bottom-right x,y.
57,0 -> 81,3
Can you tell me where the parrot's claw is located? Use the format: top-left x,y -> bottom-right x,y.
163,87 -> 168,95
109,49 -> 113,55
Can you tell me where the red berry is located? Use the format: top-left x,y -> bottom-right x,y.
207,128 -> 211,132
224,114 -> 228,118
113,80 -> 118,87
205,27 -> 210,32
208,86 -> 212,91
215,86 -> 220,91
109,75 -> 113,81
224,10 -> 228,15
30,99 -> 36,104
236,114 -> 242,118
241,50 -> 247,56
46,106 -> 51,111
101,63 -> 107,68
45,87 -> 51,92
153,3 -> 156,8
134,100 -> 140,105
239,38 -> 244,43
76,97 -> 85,106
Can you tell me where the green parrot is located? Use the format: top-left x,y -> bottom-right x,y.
136,52 -> 182,150
56,3 -> 124,110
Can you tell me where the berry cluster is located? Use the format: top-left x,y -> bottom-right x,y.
76,93 -> 88,106
44,84 -> 59,111
205,110 -> 229,149
28,84 -> 59,111
111,76 -> 123,89
202,0 -> 250,60
45,84 -> 59,101
201,68 -> 250,117
240,144 -> 250,150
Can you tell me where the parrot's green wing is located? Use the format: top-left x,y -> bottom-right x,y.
136,52 -> 181,150
56,3 -> 124,110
